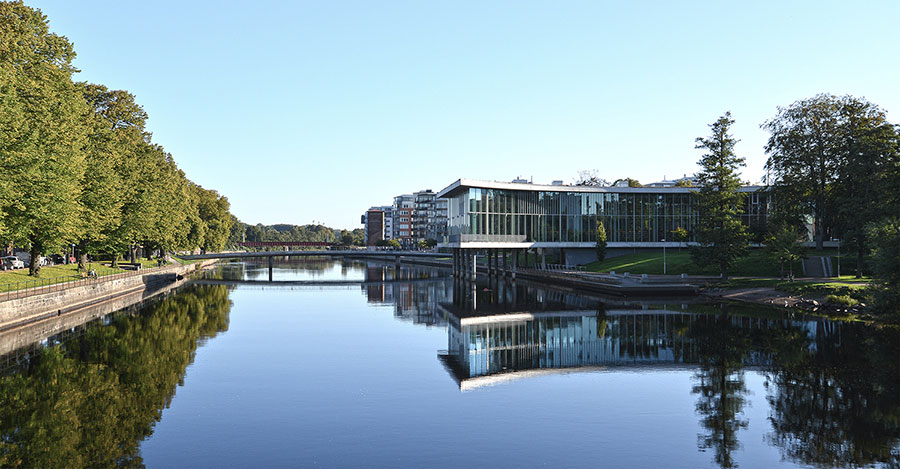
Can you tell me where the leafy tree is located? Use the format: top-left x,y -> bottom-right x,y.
613,178 -> 642,187
674,179 -> 693,187
765,224 -> 806,281
763,94 -> 845,250
76,83 -> 147,269
0,1 -> 89,276
596,220 -> 607,262
376,239 -> 400,249
418,238 -> 437,249
574,170 -> 609,187
691,112 -> 749,280
868,219 -> 900,317
671,226 -> 688,251
830,98 -> 900,278
195,185 -> 233,253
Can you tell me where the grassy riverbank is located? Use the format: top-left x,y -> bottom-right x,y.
584,249 -> 865,278
0,259 -> 184,293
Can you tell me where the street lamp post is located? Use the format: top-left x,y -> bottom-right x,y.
836,238 -> 840,278
662,238 -> 666,275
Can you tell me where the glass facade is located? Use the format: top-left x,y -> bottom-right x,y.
446,186 -> 769,244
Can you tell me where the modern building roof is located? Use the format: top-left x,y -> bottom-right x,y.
437,178 -> 765,198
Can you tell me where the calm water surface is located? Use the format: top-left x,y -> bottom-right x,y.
1,258 -> 898,468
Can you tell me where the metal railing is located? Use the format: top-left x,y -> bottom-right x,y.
0,263 -> 175,303
523,263 -> 586,272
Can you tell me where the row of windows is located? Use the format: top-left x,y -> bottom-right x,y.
466,188 -> 699,216
448,188 -> 769,243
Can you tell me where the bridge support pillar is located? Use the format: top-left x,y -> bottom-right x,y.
268,256 -> 273,282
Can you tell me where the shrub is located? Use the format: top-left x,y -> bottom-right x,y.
825,294 -> 859,307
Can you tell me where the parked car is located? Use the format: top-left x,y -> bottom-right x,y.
49,254 -> 64,265
2,256 -> 24,270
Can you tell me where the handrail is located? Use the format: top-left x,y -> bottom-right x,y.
0,263 -> 176,303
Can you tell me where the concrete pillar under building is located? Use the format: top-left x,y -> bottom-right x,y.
464,251 -> 470,280
511,248 -> 518,281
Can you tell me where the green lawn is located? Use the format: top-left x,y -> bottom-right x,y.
0,259 -> 177,293
585,249 -> 871,278
584,250 -> 807,277
0,263 -> 126,293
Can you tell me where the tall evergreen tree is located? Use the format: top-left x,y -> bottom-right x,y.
691,112 -> 749,280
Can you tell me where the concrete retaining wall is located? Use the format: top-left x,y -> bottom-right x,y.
0,279 -> 186,357
0,260 -> 217,331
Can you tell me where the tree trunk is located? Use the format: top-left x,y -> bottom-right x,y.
720,261 -> 728,281
780,260 -> 784,281
111,253 -> 118,268
28,241 -> 41,277
129,244 -> 137,263
78,253 -> 88,272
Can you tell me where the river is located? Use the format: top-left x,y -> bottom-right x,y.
1,258 -> 898,468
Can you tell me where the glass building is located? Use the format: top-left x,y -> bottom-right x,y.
437,179 -> 769,248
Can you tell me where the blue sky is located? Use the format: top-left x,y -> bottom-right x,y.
30,1 -> 900,229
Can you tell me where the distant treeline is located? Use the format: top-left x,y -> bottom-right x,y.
0,2 -> 234,274
229,221 -> 365,247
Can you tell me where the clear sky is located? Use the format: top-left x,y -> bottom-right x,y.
28,0 -> 900,229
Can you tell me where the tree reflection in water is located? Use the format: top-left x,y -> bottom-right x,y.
0,284 -> 231,468
764,322 -> 900,467
690,312 -> 751,468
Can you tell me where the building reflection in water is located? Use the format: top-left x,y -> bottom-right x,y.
362,263 -> 451,327
436,277 -> 844,393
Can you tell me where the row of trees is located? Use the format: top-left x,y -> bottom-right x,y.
233,222 -> 365,247
690,95 -> 899,315
0,2 -> 234,275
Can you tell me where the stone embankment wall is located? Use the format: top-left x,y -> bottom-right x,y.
0,260 -> 217,332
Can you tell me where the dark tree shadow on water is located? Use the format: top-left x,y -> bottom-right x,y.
763,321 -> 900,467
0,284 -> 232,468
691,311 -> 753,468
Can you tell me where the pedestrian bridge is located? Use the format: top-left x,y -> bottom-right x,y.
179,250 -> 447,261
179,250 -> 448,281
